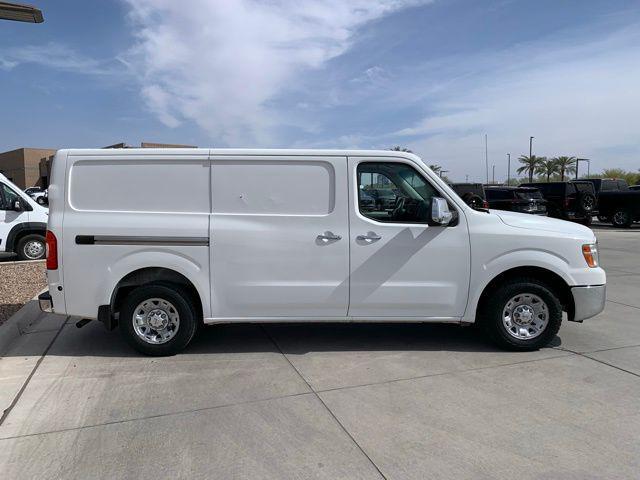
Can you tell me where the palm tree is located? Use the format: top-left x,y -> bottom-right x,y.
390,146 -> 412,153
517,155 -> 541,182
553,156 -> 576,181
535,157 -> 558,182
428,164 -> 442,174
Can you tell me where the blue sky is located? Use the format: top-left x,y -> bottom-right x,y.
1,0 -> 639,181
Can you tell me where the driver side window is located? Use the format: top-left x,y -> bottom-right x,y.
357,162 -> 438,223
0,184 -> 19,210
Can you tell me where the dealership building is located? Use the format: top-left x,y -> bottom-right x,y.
0,142 -> 196,189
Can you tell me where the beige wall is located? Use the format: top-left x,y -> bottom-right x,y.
0,148 -> 57,188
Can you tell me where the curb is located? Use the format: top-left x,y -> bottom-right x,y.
0,300 -> 45,357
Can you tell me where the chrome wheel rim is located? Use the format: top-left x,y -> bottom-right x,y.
583,197 -> 594,210
132,298 -> 180,344
502,293 -> 549,340
24,240 -> 45,259
613,211 -> 628,225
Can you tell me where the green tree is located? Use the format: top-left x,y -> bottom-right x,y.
535,157 -> 559,182
428,164 -> 442,174
553,156 -> 576,181
390,146 -> 413,153
516,155 -> 541,182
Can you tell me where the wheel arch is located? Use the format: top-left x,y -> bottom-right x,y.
6,222 -> 46,253
109,267 -> 205,327
474,266 -> 574,322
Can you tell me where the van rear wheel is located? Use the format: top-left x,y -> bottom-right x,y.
119,284 -> 198,356
479,278 -> 562,351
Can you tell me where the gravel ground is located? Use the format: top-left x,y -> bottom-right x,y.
0,260 -> 46,326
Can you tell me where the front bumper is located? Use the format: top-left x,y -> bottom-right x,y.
570,284 -> 606,322
38,291 -> 53,313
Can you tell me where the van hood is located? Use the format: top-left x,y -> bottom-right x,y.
492,210 -> 594,239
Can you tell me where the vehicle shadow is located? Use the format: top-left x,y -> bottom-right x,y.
2,317 -> 561,357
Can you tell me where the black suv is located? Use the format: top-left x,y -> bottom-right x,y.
520,181 -> 596,225
484,186 -> 547,214
449,183 -> 488,209
580,178 -> 629,194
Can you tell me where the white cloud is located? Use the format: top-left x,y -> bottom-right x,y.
0,42 -> 113,74
393,26 -> 640,181
122,0 -> 430,144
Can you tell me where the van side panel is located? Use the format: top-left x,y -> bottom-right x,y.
61,154 -> 211,319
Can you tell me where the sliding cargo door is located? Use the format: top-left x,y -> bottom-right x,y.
209,156 -> 349,319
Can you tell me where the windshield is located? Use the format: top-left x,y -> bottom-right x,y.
516,190 -> 542,200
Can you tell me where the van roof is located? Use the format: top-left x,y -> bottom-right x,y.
60,148 -> 422,160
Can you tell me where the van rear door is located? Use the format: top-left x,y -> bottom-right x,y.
209,155 -> 349,318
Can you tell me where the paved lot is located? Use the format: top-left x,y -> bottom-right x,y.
1,229 -> 639,479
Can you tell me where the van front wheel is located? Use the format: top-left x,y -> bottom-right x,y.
479,278 -> 562,351
119,284 -> 198,356
16,234 -> 46,260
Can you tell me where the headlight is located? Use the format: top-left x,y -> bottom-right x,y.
582,243 -> 598,268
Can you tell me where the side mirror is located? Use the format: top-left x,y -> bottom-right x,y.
13,200 -> 23,212
431,197 -> 453,225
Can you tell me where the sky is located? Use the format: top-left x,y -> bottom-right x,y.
1,0 -> 639,182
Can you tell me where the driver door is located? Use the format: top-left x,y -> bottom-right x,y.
347,157 -> 471,318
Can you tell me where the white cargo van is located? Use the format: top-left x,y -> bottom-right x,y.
39,149 -> 606,355
0,173 -> 48,260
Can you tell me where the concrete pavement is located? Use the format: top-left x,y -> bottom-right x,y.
1,229 -> 639,479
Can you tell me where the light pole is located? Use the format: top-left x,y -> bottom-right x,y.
484,134 -> 489,184
576,158 -> 590,179
529,136 -> 534,159
492,165 -> 495,184
465,174 -> 469,182
507,153 -> 511,185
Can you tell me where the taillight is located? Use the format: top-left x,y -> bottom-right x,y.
483,200 -> 489,209
564,197 -> 570,208
46,230 -> 58,270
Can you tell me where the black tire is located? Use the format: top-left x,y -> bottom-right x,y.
119,284 -> 199,356
16,234 -> 46,260
478,277 -> 562,351
36,197 -> 46,205
611,208 -> 632,228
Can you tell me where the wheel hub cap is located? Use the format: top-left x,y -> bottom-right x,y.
132,298 -> 180,345
25,241 -> 44,259
502,293 -> 549,340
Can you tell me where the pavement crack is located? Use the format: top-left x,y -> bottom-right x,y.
553,346 -> 640,378
605,299 -> 640,310
260,325 -> 388,480
0,316 -> 68,426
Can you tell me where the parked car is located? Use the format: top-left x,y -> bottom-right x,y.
24,186 -> 48,205
597,190 -> 640,227
39,148 -> 605,355
0,174 -> 49,260
521,181 -> 596,225
484,186 -> 547,215
629,185 -> 640,191
449,183 -> 488,209
580,178 -> 629,194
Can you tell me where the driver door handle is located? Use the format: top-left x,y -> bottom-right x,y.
357,233 -> 382,241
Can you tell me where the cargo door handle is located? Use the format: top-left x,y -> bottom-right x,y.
317,232 -> 342,241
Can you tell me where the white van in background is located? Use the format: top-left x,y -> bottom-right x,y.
39,149 -> 606,355
0,173 -> 48,260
